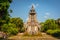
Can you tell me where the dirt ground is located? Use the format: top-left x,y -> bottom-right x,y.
8,33 -> 60,40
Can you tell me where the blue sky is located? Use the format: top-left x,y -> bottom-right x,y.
10,0 -> 60,22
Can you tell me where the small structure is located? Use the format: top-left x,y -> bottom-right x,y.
24,5 -> 41,35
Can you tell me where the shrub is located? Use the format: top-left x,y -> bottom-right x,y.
46,30 -> 54,35
41,19 -> 59,32
20,27 -> 25,33
7,27 -> 18,35
1,23 -> 18,35
46,29 -> 60,37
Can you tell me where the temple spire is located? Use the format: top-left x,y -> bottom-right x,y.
31,4 -> 35,10
30,4 -> 36,13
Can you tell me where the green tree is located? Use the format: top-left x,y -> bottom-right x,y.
55,18 -> 60,28
0,0 -> 12,30
41,19 -> 58,32
1,23 -> 18,35
0,0 -> 12,19
10,18 -> 24,32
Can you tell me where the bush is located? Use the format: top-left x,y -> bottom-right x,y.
41,25 -> 48,32
46,30 -> 54,35
46,29 -> 60,37
7,27 -> 18,35
1,23 -> 18,35
20,27 -> 25,33
41,19 -> 59,32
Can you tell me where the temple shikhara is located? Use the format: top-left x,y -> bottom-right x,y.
24,5 -> 41,35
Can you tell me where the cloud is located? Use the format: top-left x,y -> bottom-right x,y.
36,4 -> 39,7
44,16 -> 48,19
44,12 -> 50,19
45,13 -> 50,16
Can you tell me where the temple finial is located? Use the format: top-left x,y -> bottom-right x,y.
29,4 -> 36,13
31,4 -> 35,10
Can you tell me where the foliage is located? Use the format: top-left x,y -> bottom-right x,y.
0,0 -> 12,19
40,18 -> 60,38
0,0 -> 24,36
0,0 -> 12,31
55,18 -> 60,28
1,23 -> 18,35
0,17 -> 24,33
40,18 -> 60,37
41,19 -> 59,32
9,18 -> 24,32
46,29 -> 60,37
20,27 -> 25,33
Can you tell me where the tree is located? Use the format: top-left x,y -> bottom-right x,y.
55,18 -> 60,28
41,19 -> 58,32
1,23 -> 18,35
10,18 -> 24,32
0,0 -> 12,19
0,0 -> 12,30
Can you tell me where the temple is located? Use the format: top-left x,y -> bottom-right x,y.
24,5 -> 41,35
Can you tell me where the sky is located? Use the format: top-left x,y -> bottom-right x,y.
10,0 -> 60,22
